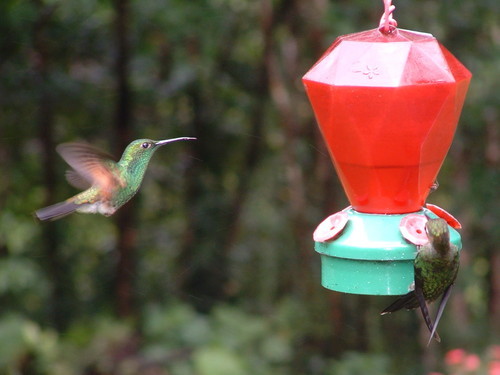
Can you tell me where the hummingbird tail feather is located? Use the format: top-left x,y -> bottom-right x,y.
380,292 -> 418,315
35,201 -> 80,221
415,287 -> 441,344
427,285 -> 454,346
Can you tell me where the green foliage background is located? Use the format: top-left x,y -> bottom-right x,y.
0,0 -> 499,374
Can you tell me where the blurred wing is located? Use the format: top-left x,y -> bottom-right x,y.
57,142 -> 124,196
65,169 -> 92,190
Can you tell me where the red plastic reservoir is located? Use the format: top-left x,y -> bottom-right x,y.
303,28 -> 471,213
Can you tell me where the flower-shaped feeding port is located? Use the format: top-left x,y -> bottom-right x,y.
426,203 -> 462,229
303,3 -> 469,295
313,212 -> 349,242
400,214 -> 429,246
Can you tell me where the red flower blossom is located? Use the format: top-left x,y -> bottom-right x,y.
464,354 -> 481,371
445,348 -> 467,366
491,346 -> 500,361
489,361 -> 500,375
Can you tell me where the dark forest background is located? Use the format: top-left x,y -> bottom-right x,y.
0,0 -> 499,374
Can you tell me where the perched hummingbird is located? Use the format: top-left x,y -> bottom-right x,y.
35,137 -> 196,221
381,218 -> 460,345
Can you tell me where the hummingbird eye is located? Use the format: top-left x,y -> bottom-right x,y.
141,142 -> 151,149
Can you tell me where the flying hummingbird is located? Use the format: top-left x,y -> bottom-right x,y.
35,137 -> 196,221
381,217 -> 460,345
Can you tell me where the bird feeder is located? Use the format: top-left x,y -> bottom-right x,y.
302,1 -> 471,295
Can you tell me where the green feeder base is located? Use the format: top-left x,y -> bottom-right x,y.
314,207 -> 462,295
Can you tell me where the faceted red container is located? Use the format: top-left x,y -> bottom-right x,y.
303,28 -> 471,214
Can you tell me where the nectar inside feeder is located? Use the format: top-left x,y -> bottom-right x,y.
303,2 -> 471,295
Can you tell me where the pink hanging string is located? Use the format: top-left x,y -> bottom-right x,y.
379,0 -> 398,34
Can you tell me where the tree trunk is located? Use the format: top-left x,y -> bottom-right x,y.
112,0 -> 136,318
32,0 -> 74,331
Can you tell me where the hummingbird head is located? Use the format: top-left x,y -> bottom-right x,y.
121,137 -> 196,161
118,136 -> 196,176
425,218 -> 450,252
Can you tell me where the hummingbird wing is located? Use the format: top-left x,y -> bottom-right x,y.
57,142 -> 124,197
380,291 -> 417,314
65,169 -> 92,190
427,284 -> 453,346
414,253 -> 441,343
414,281 -> 441,344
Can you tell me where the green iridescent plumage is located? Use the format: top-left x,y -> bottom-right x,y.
35,137 -> 195,221
381,218 -> 460,345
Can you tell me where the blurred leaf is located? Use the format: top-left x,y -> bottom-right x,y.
0,258 -> 46,294
329,352 -> 392,375
193,346 -> 247,375
0,213 -> 39,255
0,316 -> 27,367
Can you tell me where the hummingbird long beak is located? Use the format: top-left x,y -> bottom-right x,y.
155,137 -> 197,146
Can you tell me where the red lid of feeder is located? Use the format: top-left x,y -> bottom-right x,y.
303,28 -> 471,214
